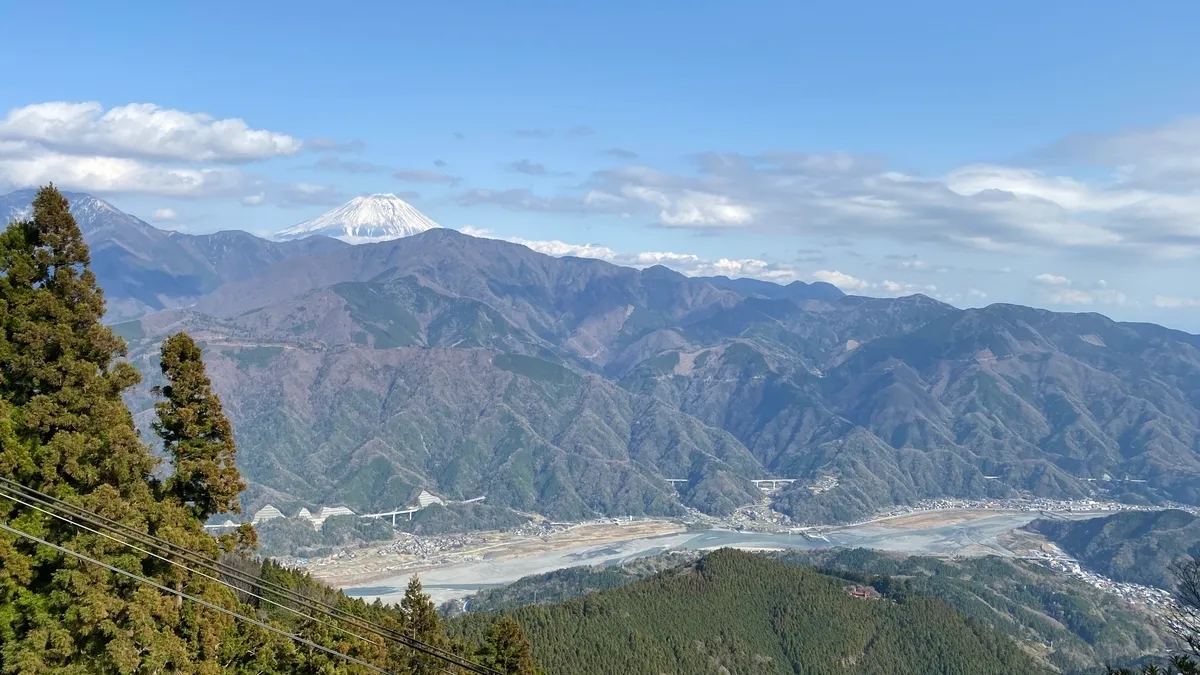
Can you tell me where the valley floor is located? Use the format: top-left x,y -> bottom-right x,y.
311,506 -> 1140,605
308,520 -> 685,590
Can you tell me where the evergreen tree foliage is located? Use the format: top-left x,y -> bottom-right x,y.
478,616 -> 539,675
452,548 -> 1040,675
153,331 -> 245,523
0,184 -> 204,671
0,185 -> 515,674
401,576 -> 450,674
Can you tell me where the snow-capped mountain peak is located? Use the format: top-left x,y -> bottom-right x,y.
275,193 -> 439,244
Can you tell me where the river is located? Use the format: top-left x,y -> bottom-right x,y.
343,510 -> 1104,605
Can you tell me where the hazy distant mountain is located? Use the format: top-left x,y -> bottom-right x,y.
1,189 -> 347,320
275,193 -> 439,244
9,189 -> 1200,524
111,228 -> 1200,524
701,275 -> 845,302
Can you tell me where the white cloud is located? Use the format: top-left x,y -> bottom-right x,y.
0,101 -> 317,204
628,251 -> 701,266
152,208 -> 177,220
813,270 -> 870,291
808,271 -> 943,297
685,258 -> 795,280
614,173 -> 754,228
583,189 -> 623,207
1045,288 -> 1127,306
1034,273 -> 1072,286
946,165 -> 1148,213
654,190 -> 754,227
280,182 -> 338,200
457,228 -> 797,282
0,145 -> 245,197
1154,295 -> 1200,309
0,102 -> 302,162
1044,116 -> 1200,189
967,288 -> 987,299
506,237 -> 617,260
1032,274 -> 1127,306
1046,289 -> 1096,305
458,116 -> 1200,259
880,280 -> 937,294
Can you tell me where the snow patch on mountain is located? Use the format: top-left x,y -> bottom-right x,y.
275,193 -> 439,244
0,188 -> 142,235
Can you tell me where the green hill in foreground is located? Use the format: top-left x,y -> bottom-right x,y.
451,548 -> 1040,675
451,548 -> 1173,673
780,549 -> 1172,673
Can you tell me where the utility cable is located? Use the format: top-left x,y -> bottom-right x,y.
0,485 -> 383,649
0,475 -> 494,673
0,477 -> 494,674
0,476 -> 501,675
0,519 -> 397,675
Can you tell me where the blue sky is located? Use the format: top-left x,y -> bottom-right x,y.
3,1 -> 1200,328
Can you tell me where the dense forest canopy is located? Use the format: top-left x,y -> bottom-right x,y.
451,548 -> 1041,675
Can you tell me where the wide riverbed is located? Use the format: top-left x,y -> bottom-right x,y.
343,510 -> 1101,605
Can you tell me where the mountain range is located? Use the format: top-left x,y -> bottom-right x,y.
0,189 -> 348,321
5,189 -> 1200,524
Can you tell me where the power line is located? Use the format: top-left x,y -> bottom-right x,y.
0,477 -> 495,674
0,485 -> 382,649
0,487 -> 470,675
0,519 -> 397,675
0,476 -> 502,675
0,475 -> 497,674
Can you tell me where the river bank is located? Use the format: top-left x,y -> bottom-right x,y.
337,508 -> 1116,605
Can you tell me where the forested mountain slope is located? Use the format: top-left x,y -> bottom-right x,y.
453,548 -> 1171,673
9,189 -> 1200,525
1027,510 -> 1200,589
450,548 -> 1041,675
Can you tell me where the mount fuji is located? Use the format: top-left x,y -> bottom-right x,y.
275,193 -> 439,244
